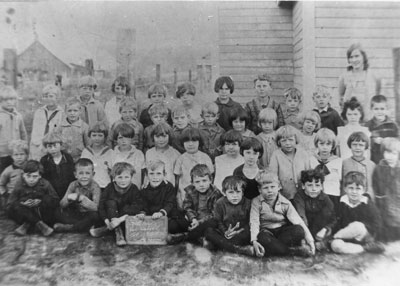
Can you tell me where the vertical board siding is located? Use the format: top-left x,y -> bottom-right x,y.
293,2 -> 303,92
218,1 -> 293,105
315,1 -> 400,113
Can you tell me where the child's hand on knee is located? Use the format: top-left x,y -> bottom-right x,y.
224,222 -> 244,239
152,212 -> 163,219
189,219 -> 199,231
252,241 -> 265,257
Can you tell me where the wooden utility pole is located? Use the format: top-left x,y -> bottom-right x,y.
393,48 -> 400,125
85,59 -> 94,76
188,69 -> 192,82
173,68 -> 177,87
3,48 -> 17,89
116,29 -> 136,98
156,64 -> 161,82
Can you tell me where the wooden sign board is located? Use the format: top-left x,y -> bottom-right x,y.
125,216 -> 168,245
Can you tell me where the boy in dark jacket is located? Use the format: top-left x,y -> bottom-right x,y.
330,171 -> 383,254
97,162 -> 143,246
7,160 -> 59,236
183,164 -> 222,244
40,131 -> 75,198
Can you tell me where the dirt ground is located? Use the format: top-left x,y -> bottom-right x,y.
0,218 -> 399,286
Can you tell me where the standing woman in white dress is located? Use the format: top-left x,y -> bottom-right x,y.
338,43 -> 381,121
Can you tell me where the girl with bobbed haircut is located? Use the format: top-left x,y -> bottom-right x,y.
313,128 -> 337,150
151,122 -> 173,145
346,131 -> 370,150
176,82 -> 196,99
147,83 -> 168,98
240,137 -> 264,159
275,125 -> 300,147
111,76 -> 131,95
214,76 -> 234,94
180,127 -> 204,149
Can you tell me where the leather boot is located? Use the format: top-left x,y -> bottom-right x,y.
36,221 -> 54,236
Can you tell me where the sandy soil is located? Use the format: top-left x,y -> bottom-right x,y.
0,218 -> 399,286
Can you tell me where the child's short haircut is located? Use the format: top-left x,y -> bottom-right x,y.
112,123 -> 135,142
343,171 -> 366,188
229,107 -> 250,128
220,130 -> 243,146
9,140 -> 29,155
65,97 -> 81,109
221,175 -> 245,194
341,97 -> 364,121
347,131 -> 369,149
119,97 -> 137,112
190,164 -> 212,181
148,104 -> 168,117
111,162 -> 135,177
111,76 -> 131,95
180,127 -> 203,148
176,82 -> 196,98
380,137 -> 400,154
314,128 -> 337,150
88,122 -> 109,138
255,170 -> 280,186
201,102 -> 219,116
42,84 -> 60,97
75,158 -> 94,171
370,94 -> 387,108
240,137 -> 263,158
253,74 -> 271,85
42,131 -> 63,146
214,76 -> 234,94
23,160 -> 43,175
299,110 -> 321,131
78,75 -> 97,90
275,125 -> 300,147
301,169 -> 325,185
172,105 -> 189,118
151,122 -> 172,141
258,108 -> 277,129
313,85 -> 331,98
148,83 -> 167,98
145,159 -> 165,174
284,87 -> 302,102
0,85 -> 18,100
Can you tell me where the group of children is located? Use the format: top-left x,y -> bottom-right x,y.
0,72 -> 399,258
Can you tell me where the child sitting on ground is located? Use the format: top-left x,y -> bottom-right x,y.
213,130 -> 244,191
105,76 -> 130,126
183,164 -> 222,244
365,94 -> 399,164
373,137 -> 400,242
145,122 -> 180,186
138,160 -> 189,243
329,171 -> 384,254
269,125 -> 311,200
205,176 -> 254,256
298,111 -> 321,156
30,84 -> 63,160
54,158 -> 101,233
250,171 -> 315,257
174,128 -> 214,209
80,122 -> 114,190
233,138 -> 264,200
57,97 -> 89,162
310,128 -> 342,211
256,108 -> 278,169
0,140 -> 28,213
7,160 -> 59,236
170,105 -> 192,154
143,104 -> 169,152
342,132 -> 375,201
96,162 -> 143,246
176,82 -> 203,127
282,87 -> 302,128
229,107 -> 256,140
292,169 -> 335,250
40,132 -> 76,199
198,102 -> 225,162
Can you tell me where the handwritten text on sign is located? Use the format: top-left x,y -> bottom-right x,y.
125,216 -> 168,245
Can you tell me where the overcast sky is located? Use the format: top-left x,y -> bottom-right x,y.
0,1 -> 219,75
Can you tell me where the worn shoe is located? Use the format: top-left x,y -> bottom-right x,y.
234,245 -> 255,257
166,232 -> 188,245
115,227 -> 127,247
363,242 -> 385,254
36,221 -> 54,236
53,223 -> 74,233
14,223 -> 31,236
90,226 -> 110,238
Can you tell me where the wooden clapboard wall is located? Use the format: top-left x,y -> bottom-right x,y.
293,2 -> 303,92
218,1 -> 293,105
314,1 -> 400,111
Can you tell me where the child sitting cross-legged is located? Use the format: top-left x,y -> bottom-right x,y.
329,171 -> 384,254
250,171 -> 315,257
182,164 -> 222,245
7,160 -> 59,236
95,162 -> 143,246
53,158 -> 101,233
292,169 -> 336,251
204,176 -> 255,256
138,160 -> 189,243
